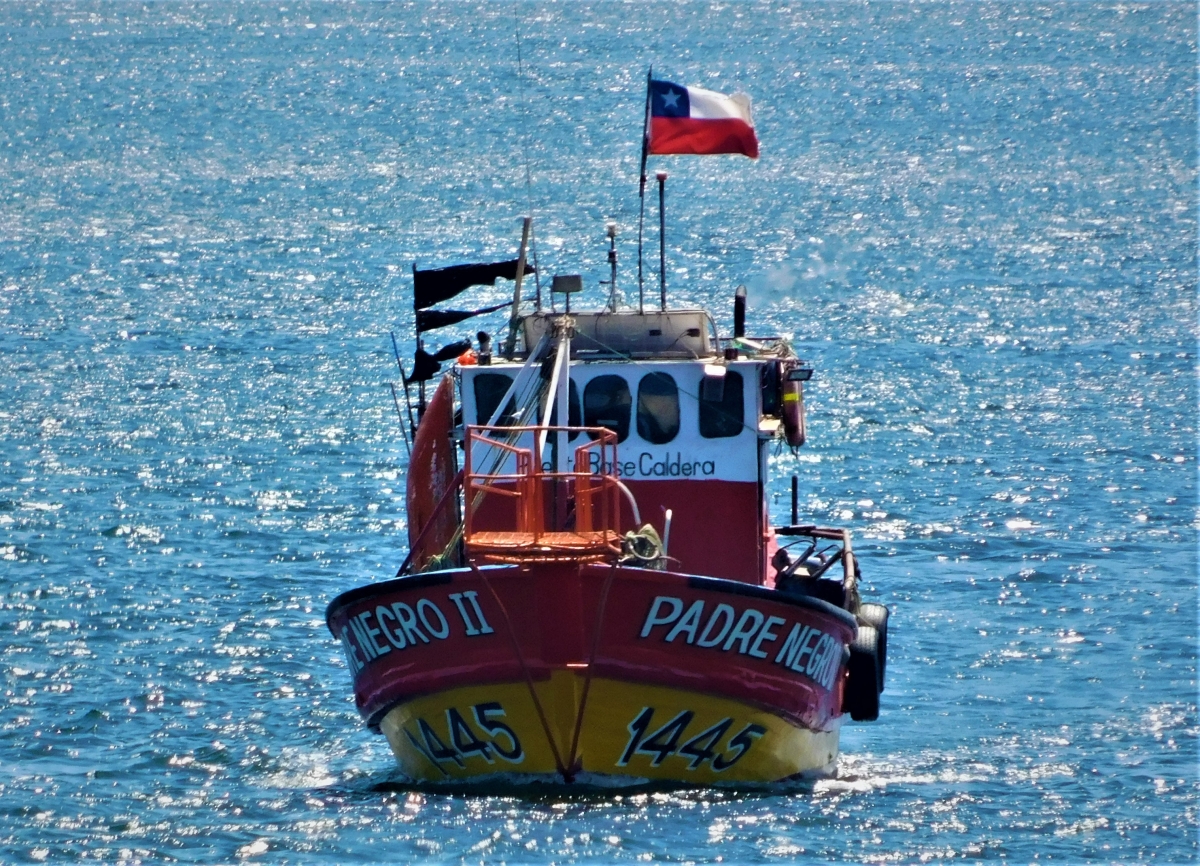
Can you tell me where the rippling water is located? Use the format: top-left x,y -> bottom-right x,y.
1,1 -> 1196,862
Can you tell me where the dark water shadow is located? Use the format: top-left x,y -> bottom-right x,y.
320,766 -> 822,804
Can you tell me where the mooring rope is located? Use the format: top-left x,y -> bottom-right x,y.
564,561 -> 617,779
468,557 -> 569,780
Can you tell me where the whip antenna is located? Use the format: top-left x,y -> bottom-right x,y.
514,28 -> 542,308
636,67 -> 651,314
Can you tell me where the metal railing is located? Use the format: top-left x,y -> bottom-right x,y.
464,425 -> 623,561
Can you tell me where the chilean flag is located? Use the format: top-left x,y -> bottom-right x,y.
647,78 -> 759,159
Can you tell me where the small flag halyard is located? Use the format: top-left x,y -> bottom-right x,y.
647,78 -> 759,159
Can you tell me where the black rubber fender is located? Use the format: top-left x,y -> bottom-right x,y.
845,625 -> 880,722
858,602 -> 890,692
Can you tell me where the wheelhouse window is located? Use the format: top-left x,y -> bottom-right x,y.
699,370 -> 744,438
637,372 -> 680,444
583,375 -> 631,443
473,372 -> 517,433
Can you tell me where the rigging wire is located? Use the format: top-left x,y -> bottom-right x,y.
423,358 -> 552,568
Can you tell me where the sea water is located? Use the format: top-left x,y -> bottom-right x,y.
0,2 -> 1195,862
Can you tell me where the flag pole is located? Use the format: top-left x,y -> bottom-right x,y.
636,67 -> 651,315
657,170 -> 667,310
412,262 -> 426,417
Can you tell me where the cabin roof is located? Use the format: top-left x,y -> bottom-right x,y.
519,309 -> 717,360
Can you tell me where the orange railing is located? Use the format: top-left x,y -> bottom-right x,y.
464,426 -> 623,562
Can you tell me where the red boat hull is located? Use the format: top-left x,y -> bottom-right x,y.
327,562 -> 857,784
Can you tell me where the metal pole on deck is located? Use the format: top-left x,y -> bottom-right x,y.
554,326 -> 571,532
636,68 -> 651,315
555,331 -> 570,475
412,262 -> 425,417
606,221 -> 619,311
657,170 -> 667,311
504,217 -> 532,359
537,326 -> 569,466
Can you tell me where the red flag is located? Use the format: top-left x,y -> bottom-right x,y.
647,79 -> 759,159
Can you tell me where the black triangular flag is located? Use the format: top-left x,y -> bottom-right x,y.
410,349 -> 442,382
432,340 -> 472,363
408,340 -> 473,382
416,301 -> 510,333
413,260 -> 535,310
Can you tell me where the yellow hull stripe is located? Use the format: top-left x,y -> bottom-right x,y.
379,672 -> 839,784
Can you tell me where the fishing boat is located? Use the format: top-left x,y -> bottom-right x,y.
326,76 -> 888,785
326,256 -> 889,785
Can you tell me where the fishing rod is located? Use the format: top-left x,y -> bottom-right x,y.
389,330 -> 418,440
388,382 -> 412,458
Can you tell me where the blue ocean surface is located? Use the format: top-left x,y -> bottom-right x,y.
1,1 -> 1196,862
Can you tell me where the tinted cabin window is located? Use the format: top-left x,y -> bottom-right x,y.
545,380 -> 582,441
583,375 -> 631,443
473,373 -> 517,433
637,372 -> 680,444
699,370 -> 744,438
760,362 -> 781,417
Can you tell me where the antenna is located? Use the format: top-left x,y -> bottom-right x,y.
514,28 -> 542,306
605,221 -> 618,311
657,170 -> 667,310
637,67 -> 651,315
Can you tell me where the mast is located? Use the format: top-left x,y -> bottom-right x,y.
536,317 -> 572,474
554,324 -> 570,474
412,262 -> 426,417
657,170 -> 667,310
504,217 -> 533,359
636,68 -> 651,315
605,221 -> 619,311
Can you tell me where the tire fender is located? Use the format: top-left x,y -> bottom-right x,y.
857,602 -> 890,692
845,625 -> 881,722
